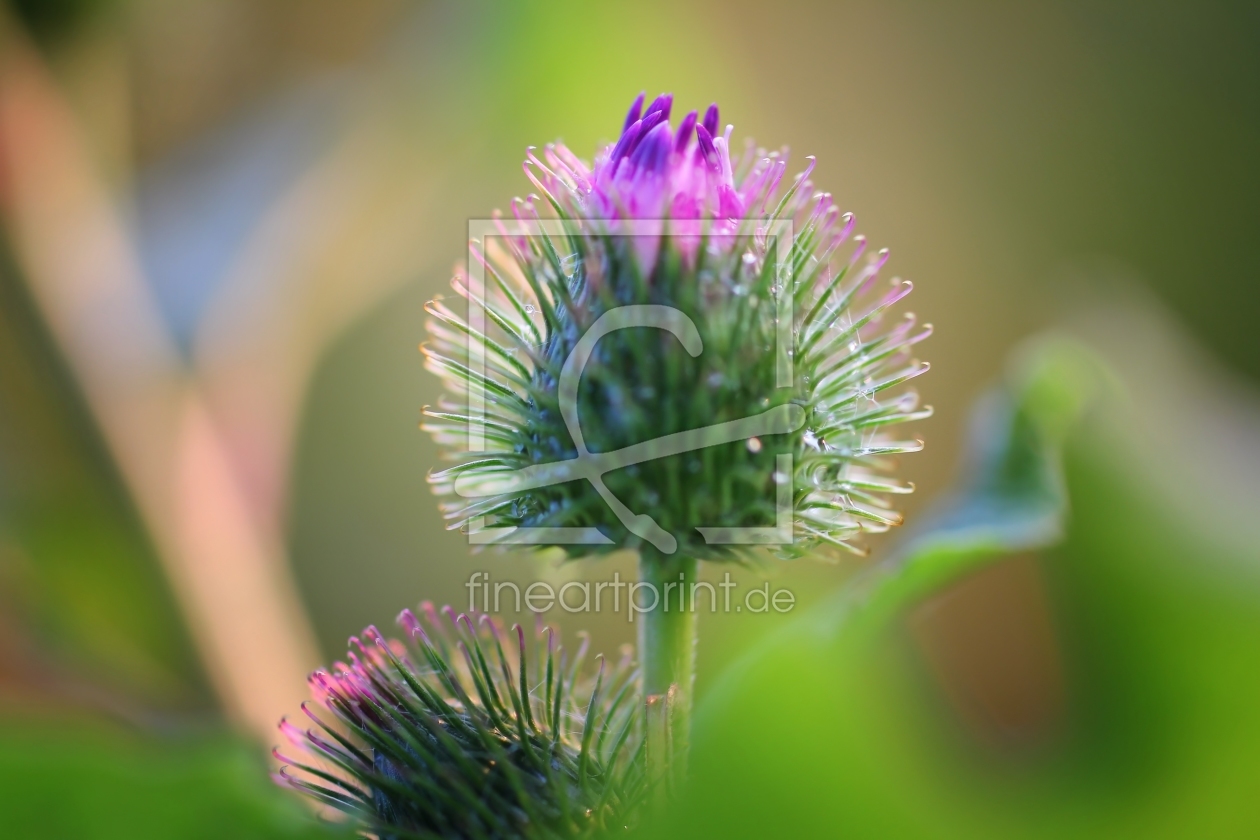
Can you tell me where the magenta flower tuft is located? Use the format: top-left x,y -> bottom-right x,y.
523,92 -> 845,271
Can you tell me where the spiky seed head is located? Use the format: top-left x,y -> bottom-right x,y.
274,604 -> 645,838
424,92 -> 931,561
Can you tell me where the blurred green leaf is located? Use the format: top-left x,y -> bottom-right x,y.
840,336 -> 1105,639
8,0 -> 112,45
0,724 -> 349,840
653,331 -> 1260,838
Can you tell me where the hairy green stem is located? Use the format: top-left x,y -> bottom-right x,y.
637,549 -> 698,793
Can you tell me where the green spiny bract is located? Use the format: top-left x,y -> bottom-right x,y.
424,93 -> 930,561
275,604 -> 644,838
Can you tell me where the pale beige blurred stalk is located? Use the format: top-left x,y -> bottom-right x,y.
193,97 -> 447,534
0,16 -> 320,742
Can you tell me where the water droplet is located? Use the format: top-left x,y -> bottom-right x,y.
747,437 -> 763,453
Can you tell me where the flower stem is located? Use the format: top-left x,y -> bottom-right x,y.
637,549 -> 698,793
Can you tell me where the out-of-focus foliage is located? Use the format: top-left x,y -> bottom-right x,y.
0,724 -> 347,840
9,0 -> 109,44
660,326 -> 1260,838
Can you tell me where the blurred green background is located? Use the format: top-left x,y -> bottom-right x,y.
0,1 -> 1257,837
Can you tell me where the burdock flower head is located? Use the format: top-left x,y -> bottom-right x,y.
425,91 -> 930,562
274,605 -> 643,838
